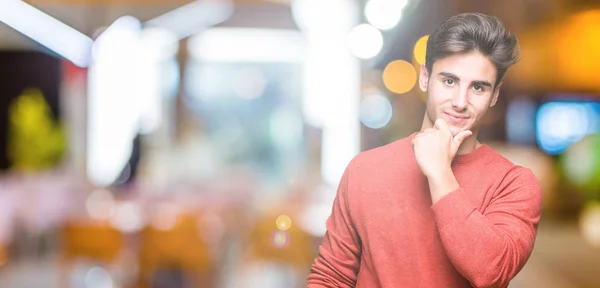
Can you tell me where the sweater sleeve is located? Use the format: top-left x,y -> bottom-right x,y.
430,167 -> 542,288
307,161 -> 361,288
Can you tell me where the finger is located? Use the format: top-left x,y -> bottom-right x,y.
434,118 -> 451,135
453,130 -> 473,145
423,128 -> 437,133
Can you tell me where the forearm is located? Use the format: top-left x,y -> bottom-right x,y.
308,248 -> 358,288
308,160 -> 361,287
430,188 -> 539,288
427,168 -> 460,204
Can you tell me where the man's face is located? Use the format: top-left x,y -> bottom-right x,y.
419,51 -> 500,137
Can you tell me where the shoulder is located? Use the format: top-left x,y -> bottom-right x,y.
348,133 -> 416,174
482,146 -> 539,187
481,147 -> 542,205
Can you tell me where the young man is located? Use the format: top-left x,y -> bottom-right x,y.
307,13 -> 542,288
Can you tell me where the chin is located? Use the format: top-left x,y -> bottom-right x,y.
449,125 -> 470,137
449,127 -> 461,137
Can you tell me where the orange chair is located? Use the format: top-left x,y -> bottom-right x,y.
246,212 -> 316,268
60,221 -> 125,287
137,213 -> 213,288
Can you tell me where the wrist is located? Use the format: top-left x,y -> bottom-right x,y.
427,167 -> 459,203
426,165 -> 453,182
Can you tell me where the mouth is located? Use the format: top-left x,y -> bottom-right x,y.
444,112 -> 469,122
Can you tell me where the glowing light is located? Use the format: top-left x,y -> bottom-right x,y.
151,203 -> 181,231
0,0 -> 93,67
580,202 -> 600,248
536,102 -> 600,155
271,230 -> 290,249
87,16 -> 142,186
360,94 -> 393,129
139,27 -> 179,62
291,0 -> 357,32
348,24 -> 383,59
109,202 -> 143,233
563,137 -> 596,186
413,35 -> 429,65
294,0 -> 361,187
561,134 -> 600,198
365,0 -> 407,30
189,28 -> 305,63
276,215 -> 292,231
86,189 -> 116,220
145,0 -> 234,40
382,60 -> 417,94
85,267 -> 114,288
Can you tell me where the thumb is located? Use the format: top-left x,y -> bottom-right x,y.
453,130 -> 473,146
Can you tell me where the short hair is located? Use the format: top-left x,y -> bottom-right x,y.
425,12 -> 519,86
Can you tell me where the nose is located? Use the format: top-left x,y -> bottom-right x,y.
452,88 -> 468,111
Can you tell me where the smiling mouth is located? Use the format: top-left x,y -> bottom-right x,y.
444,112 -> 469,120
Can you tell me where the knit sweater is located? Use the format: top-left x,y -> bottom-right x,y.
307,133 -> 542,288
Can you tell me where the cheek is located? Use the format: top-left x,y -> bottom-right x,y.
427,85 -> 450,106
472,99 -> 492,117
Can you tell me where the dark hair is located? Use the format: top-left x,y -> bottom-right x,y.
425,13 -> 519,86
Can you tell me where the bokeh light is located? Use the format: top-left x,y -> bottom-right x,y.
151,202 -> 181,231
271,230 -> 290,249
562,134 -> 600,197
413,35 -> 428,65
138,27 -> 178,62
360,94 -> 393,129
291,0 -> 357,32
364,0 -> 407,30
276,215 -> 292,231
109,201 -> 143,233
347,24 -> 383,59
85,189 -> 116,220
580,202 -> 600,248
536,102 -> 600,155
382,59 -> 417,94
84,267 -> 114,288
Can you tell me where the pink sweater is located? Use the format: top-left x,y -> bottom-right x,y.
307,133 -> 542,288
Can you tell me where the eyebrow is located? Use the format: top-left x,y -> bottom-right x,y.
437,72 -> 493,88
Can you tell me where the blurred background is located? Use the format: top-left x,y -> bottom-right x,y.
0,0 -> 599,287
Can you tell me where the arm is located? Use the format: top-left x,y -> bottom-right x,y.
307,162 -> 361,287
430,167 -> 542,288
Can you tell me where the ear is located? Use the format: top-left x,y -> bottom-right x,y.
490,81 -> 502,107
419,63 -> 429,92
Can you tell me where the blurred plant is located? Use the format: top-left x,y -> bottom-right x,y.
7,88 -> 66,171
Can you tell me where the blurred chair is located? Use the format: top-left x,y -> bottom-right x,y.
59,220 -> 125,287
136,213 -> 213,288
238,211 -> 316,288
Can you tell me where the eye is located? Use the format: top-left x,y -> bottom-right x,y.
473,85 -> 483,92
444,79 -> 455,86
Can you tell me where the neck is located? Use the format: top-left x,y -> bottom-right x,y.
420,114 -> 480,155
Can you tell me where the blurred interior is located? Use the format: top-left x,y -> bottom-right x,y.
0,0 -> 600,287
